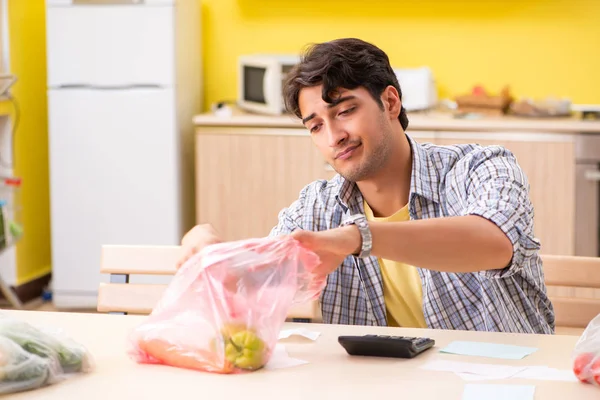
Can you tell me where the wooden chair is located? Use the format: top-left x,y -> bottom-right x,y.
97,245 -> 322,322
542,254 -> 600,334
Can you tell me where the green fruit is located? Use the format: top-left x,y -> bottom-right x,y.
220,323 -> 248,339
224,330 -> 266,370
209,323 -> 247,353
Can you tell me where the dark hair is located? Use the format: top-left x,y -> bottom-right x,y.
283,38 -> 409,131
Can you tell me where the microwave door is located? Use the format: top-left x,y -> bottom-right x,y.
243,66 -> 267,105
239,60 -> 282,115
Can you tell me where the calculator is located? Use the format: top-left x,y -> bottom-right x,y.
338,334 -> 435,359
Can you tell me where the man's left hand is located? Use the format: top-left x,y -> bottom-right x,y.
290,226 -> 362,277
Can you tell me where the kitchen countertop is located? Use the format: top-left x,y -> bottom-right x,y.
193,108 -> 600,134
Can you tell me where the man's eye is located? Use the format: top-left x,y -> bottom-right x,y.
310,124 -> 322,133
339,107 -> 355,116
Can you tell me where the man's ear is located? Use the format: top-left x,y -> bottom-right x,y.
381,85 -> 402,120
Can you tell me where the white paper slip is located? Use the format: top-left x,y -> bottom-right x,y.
440,341 -> 538,360
514,366 -> 579,382
265,344 -> 309,370
462,384 -> 535,400
278,328 -> 321,341
457,373 -> 502,382
455,365 -> 578,382
421,360 -> 526,380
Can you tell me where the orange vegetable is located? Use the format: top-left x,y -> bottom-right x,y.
137,338 -> 234,374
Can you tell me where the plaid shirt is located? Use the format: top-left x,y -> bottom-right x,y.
270,134 -> 555,334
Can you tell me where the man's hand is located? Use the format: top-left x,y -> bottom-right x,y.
291,225 -> 362,277
176,224 -> 222,269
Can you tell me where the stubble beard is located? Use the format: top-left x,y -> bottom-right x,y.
337,122 -> 394,183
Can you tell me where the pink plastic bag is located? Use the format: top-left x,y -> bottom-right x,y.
572,314 -> 600,387
127,236 -> 324,374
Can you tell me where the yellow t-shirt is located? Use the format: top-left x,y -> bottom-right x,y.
363,201 -> 428,328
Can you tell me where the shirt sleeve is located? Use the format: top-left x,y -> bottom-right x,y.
268,201 -> 302,237
268,185 -> 310,237
463,146 -> 541,279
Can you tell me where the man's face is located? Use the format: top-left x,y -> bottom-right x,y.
298,85 -> 397,182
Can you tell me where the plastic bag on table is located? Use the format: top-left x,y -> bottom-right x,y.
0,336 -> 58,395
0,315 -> 94,376
572,313 -> 600,387
0,316 -> 93,395
128,236 -> 324,374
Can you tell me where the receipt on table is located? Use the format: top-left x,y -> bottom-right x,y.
278,328 -> 321,341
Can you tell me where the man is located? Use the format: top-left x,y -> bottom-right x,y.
179,38 -> 555,334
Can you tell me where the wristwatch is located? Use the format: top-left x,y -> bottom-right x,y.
341,214 -> 373,258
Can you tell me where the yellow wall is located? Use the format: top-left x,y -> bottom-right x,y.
202,0 -> 600,110
5,0 -> 51,284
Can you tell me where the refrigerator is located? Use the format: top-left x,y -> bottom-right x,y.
45,0 -> 202,308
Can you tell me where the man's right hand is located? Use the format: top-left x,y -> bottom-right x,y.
176,224 -> 222,269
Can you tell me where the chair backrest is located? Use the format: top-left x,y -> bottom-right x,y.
542,254 -> 600,329
97,245 -> 322,321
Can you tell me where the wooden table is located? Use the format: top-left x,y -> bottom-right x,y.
3,310 -> 598,399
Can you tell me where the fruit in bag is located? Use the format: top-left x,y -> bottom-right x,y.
223,328 -> 266,370
572,314 -> 600,387
128,236 -> 323,374
206,323 -> 269,371
594,359 -> 600,385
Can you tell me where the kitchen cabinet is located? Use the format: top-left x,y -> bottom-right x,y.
435,131 -> 576,256
195,128 -> 326,241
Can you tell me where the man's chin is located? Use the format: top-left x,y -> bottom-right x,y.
333,158 -> 371,181
338,168 -> 369,183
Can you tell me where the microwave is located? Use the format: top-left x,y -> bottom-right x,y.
393,67 -> 438,111
237,54 -> 300,115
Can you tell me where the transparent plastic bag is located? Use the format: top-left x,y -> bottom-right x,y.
128,236 -> 324,374
0,316 -> 94,375
572,313 -> 600,387
0,315 -> 94,395
0,336 -> 58,395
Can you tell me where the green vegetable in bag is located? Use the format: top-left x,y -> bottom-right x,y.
0,336 -> 55,395
0,317 -> 90,374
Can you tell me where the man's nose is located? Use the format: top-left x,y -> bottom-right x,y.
326,124 -> 348,148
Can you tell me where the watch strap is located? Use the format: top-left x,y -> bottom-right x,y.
341,214 -> 372,258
